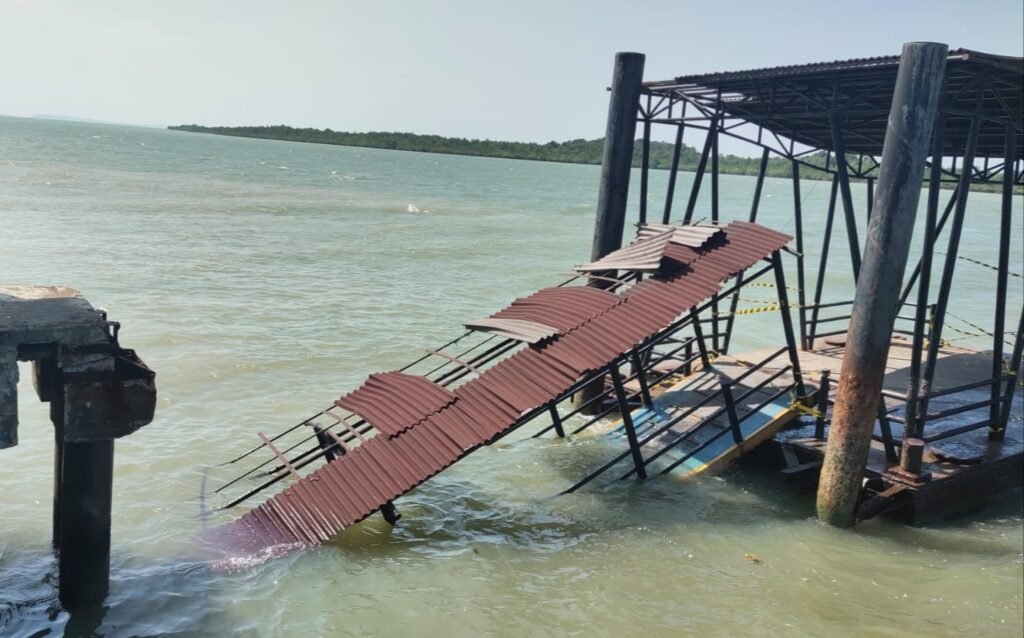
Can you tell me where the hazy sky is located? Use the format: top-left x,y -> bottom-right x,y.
1,0 -> 1021,148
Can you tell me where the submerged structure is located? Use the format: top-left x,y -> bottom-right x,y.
0,286 -> 156,609
208,43 -> 1022,557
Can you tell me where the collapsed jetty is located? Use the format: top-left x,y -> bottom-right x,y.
208,43 -> 1022,557
3,44 -> 1020,607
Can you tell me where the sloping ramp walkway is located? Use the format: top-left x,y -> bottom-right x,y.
561,348 -> 805,492
206,221 -> 799,555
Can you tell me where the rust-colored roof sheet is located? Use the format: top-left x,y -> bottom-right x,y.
463,317 -> 559,344
489,286 -> 622,332
470,347 -> 578,413
576,229 -> 674,272
336,371 -> 456,437
696,221 -> 792,280
209,221 -> 794,559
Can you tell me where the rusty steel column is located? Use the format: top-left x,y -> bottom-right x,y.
816,42 -> 948,527
576,51 -> 645,415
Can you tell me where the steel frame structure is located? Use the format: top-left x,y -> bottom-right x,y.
636,47 -> 1023,454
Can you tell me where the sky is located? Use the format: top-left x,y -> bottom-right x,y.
1,0 -> 1021,154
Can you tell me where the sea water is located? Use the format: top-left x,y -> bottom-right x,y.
1,116 -> 1021,637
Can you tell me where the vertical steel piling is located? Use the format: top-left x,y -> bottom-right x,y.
590,51 -> 645,262
989,125 -> 1016,441
816,42 -> 948,528
577,52 -> 645,415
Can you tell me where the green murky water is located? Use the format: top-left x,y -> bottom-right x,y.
1,116 -> 1021,637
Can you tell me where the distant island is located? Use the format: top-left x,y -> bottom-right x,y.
168,125 -> 1004,192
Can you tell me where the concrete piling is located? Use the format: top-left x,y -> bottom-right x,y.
0,346 -> 19,448
57,439 -> 115,608
816,42 -> 948,527
0,286 -> 156,610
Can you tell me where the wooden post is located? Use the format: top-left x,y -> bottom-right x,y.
576,52 -> 645,415
816,42 -> 947,528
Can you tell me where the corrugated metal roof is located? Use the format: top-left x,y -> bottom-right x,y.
579,224 -> 725,273
636,223 -> 723,249
489,286 -> 623,332
210,221 -> 795,557
646,54 -> 901,88
336,371 -> 456,437
643,49 -> 1016,89
576,229 -> 674,272
463,317 -> 559,344
642,48 -> 1023,162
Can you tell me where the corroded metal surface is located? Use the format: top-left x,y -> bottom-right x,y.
643,49 -> 1022,161
576,229 -> 674,272
636,223 -> 723,248
207,221 -> 794,557
336,372 -> 456,437
463,317 -> 559,344
488,286 -> 623,332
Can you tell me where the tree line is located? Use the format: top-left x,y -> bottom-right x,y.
168,124 -> 826,177
168,124 -> 1004,191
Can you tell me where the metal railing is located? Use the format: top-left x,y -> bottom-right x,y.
564,347 -> 802,492
804,300 -> 932,349
813,371 -> 1019,462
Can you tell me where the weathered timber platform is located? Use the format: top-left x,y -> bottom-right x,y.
596,349 -> 802,480
610,336 -> 1023,524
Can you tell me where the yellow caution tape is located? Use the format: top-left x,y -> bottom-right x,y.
790,401 -> 823,418
956,255 -> 1023,279
747,282 -> 802,292
720,303 -> 801,317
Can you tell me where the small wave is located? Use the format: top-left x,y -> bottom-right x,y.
407,203 -> 420,213
209,542 -> 305,572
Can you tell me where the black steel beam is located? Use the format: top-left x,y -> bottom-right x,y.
683,113 -> 721,224
609,365 -> 647,479
639,119 -> 651,224
773,251 -> 806,399
722,148 -> 771,354
990,125 -> 1015,440
808,176 -> 840,348
792,161 -> 809,351
903,104 -> 947,445
662,124 -> 685,224
917,106 -> 984,421
830,111 -> 863,281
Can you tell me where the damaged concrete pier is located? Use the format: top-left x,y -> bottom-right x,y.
0,286 -> 156,610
